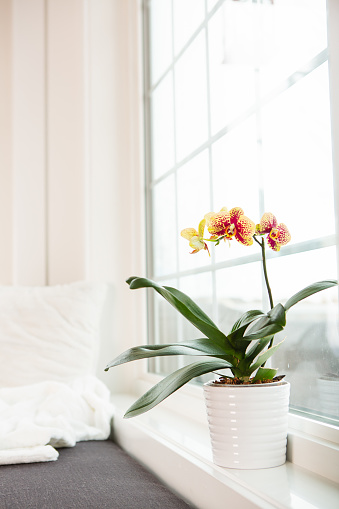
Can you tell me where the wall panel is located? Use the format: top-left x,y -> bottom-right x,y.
0,0 -> 13,284
12,0 -> 46,285
46,0 -> 86,285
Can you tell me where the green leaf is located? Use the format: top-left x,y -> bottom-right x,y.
127,277 -> 216,326
126,277 -> 235,356
242,304 -> 286,341
123,359 -> 233,418
105,338 -> 232,370
248,340 -> 284,374
243,336 -> 272,364
229,310 -> 265,336
284,280 -> 338,311
228,311 -> 266,354
241,323 -> 284,341
251,367 -> 277,382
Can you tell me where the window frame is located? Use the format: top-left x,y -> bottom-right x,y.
135,0 -> 339,475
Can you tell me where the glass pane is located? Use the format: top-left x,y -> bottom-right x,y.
178,273 -> 214,381
173,0 -> 205,56
177,150 -> 211,272
179,271 -> 214,338
216,262 -> 263,336
211,115 -> 260,263
268,248 -> 339,423
208,3 -> 256,134
207,0 -> 219,11
175,32 -> 208,161
261,63 -> 334,242
152,273 -> 214,376
152,176 -> 177,277
151,73 -> 175,179
145,0 -> 338,429
151,278 -> 179,375
258,0 -> 328,96
149,0 -> 172,85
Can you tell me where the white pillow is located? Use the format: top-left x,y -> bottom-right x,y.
0,281 -> 107,388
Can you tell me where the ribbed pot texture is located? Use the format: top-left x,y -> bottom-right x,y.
203,380 -> 290,469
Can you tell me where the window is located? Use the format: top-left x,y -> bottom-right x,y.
144,0 -> 339,427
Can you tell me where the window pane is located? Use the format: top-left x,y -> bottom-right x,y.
178,273 -> 214,380
175,32 -> 208,161
208,4 -> 256,134
216,262 -> 263,334
258,0 -> 328,96
152,176 -> 177,277
177,150 -> 211,272
149,0 -> 172,85
145,0 -> 338,427
179,272 -> 214,340
207,0 -> 219,11
211,115 -> 260,263
268,248 -> 339,423
261,63 -> 334,242
173,0 -> 205,56
151,73 -> 175,179
151,278 -> 179,375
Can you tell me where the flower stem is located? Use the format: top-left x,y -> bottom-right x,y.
254,236 -> 274,310
254,236 -> 275,362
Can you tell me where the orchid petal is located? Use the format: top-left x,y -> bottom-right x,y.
229,207 -> 245,223
189,236 -> 205,251
235,215 -> 256,242
198,219 -> 206,238
181,228 -> 198,241
277,223 -> 291,246
267,223 -> 291,251
206,211 -> 230,236
257,212 -> 277,234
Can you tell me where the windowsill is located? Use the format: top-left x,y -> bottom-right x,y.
111,393 -> 339,509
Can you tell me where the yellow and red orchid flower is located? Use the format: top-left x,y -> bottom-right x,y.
181,219 -> 210,255
256,212 -> 291,251
204,207 -> 255,246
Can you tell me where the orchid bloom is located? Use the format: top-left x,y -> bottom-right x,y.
204,207 -> 256,246
181,219 -> 210,255
256,212 -> 291,251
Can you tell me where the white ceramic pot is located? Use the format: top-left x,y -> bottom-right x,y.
203,380 -> 290,469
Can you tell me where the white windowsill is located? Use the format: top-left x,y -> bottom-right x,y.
111,393 -> 339,509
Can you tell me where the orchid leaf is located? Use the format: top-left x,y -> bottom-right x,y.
228,310 -> 265,342
237,336 -> 273,373
123,359 -> 233,418
244,304 -> 286,335
105,338 -> 231,370
230,310 -> 265,335
248,340 -> 284,374
241,322 -> 284,341
227,310 -> 266,353
252,367 -> 278,382
242,304 -> 286,341
126,277 -> 234,355
244,336 -> 272,364
284,280 -> 338,311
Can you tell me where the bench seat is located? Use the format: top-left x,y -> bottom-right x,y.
0,440 -> 192,508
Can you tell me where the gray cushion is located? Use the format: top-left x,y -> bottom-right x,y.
0,440 -> 192,508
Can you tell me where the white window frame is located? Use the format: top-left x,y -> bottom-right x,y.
134,0 -> 339,469
112,2 -> 339,497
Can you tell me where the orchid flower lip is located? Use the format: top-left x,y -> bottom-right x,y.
269,228 -> 279,240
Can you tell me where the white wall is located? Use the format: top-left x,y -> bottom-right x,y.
0,0 -> 146,392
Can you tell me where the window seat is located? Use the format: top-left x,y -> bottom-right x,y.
0,440 -> 192,509
111,393 -> 339,509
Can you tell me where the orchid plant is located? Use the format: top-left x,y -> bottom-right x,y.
105,207 -> 337,418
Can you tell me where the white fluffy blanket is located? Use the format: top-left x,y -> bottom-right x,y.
0,376 -> 114,465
